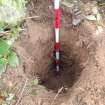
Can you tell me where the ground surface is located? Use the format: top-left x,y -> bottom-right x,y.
0,0 -> 105,105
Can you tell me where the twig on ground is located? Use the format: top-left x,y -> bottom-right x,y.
51,86 -> 64,105
15,79 -> 28,105
23,15 -> 40,20
0,31 -> 10,36
0,28 -> 26,36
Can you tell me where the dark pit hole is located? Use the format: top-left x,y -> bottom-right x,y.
39,44 -> 84,92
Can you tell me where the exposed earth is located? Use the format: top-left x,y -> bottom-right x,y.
1,0 -> 105,105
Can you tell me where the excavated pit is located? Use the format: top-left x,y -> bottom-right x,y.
24,22 -> 89,92
24,0 -> 89,92
21,17 -> 89,92
40,43 -> 84,91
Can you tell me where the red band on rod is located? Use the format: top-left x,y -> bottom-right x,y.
55,43 -> 60,50
54,60 -> 60,64
54,9 -> 60,28
56,60 -> 60,65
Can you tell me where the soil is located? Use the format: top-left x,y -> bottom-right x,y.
1,0 -> 105,105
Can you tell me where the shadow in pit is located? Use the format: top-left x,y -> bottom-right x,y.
40,44 -> 84,92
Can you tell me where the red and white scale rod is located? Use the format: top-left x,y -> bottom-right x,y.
54,0 -> 60,72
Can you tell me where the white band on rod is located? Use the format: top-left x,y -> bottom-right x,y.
54,0 -> 59,9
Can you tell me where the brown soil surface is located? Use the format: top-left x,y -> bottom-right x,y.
1,0 -> 105,105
